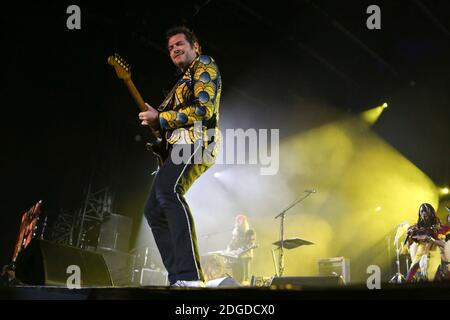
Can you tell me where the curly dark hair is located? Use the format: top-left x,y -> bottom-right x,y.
166,26 -> 201,53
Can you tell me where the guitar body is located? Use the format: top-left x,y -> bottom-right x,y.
146,138 -> 168,167
107,53 -> 170,168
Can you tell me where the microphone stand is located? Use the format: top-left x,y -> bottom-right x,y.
273,190 -> 316,277
389,240 -> 406,283
389,222 -> 408,283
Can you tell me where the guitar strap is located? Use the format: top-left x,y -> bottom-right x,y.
157,64 -> 192,112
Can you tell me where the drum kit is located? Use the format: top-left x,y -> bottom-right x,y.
202,190 -> 317,281
202,238 -> 314,281
202,247 -> 253,281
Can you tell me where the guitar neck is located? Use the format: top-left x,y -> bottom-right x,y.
124,78 -> 147,112
123,78 -> 161,139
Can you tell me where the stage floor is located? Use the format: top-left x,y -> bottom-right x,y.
2,282 -> 450,300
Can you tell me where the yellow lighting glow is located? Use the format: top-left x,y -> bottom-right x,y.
360,103 -> 388,125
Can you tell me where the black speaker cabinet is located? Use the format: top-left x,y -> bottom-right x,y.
270,276 -> 343,288
15,239 -> 113,287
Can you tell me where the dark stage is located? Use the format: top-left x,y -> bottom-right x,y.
1,0 -> 450,305
3,282 -> 450,300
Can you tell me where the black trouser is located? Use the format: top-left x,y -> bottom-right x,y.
144,143 -> 211,284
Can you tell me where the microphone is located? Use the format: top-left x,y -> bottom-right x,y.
304,189 -> 317,194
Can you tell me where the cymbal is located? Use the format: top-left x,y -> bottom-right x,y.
272,237 -> 314,249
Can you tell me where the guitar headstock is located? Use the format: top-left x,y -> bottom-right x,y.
107,53 -> 131,80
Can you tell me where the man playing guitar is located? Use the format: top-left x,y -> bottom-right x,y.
138,26 -> 222,287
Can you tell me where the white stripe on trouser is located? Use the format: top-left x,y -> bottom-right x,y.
173,144 -> 202,280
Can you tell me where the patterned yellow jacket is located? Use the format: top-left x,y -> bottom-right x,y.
158,54 -> 221,153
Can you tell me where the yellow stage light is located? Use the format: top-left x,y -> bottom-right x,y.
360,102 -> 388,125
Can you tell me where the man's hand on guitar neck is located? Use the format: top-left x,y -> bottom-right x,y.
139,102 -> 159,128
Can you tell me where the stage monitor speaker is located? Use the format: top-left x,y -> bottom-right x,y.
15,239 -> 113,287
138,268 -> 169,286
92,247 -> 135,286
270,276 -> 343,288
206,276 -> 241,288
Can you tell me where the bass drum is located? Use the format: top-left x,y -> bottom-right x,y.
201,253 -> 226,282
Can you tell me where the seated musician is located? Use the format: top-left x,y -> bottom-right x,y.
226,214 -> 256,285
401,203 -> 450,282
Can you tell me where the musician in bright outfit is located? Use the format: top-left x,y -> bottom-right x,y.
139,26 -> 221,288
401,203 -> 450,282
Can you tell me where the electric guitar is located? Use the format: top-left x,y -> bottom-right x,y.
107,53 -> 170,167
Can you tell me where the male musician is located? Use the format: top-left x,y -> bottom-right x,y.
139,26 -> 221,287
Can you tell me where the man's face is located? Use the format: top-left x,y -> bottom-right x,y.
168,33 -> 198,69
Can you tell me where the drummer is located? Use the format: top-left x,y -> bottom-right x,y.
226,214 -> 256,285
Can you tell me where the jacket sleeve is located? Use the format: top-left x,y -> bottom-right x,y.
159,55 -> 220,130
